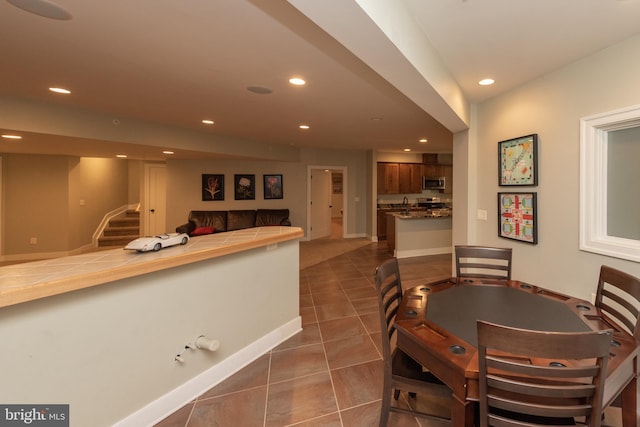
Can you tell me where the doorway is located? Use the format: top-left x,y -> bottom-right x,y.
308,166 -> 347,240
143,163 -> 167,236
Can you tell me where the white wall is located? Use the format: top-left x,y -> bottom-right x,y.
0,240 -> 300,426
466,34 -> 640,299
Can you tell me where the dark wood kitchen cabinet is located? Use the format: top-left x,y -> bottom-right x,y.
399,163 -> 422,194
377,163 -> 400,194
378,162 -> 422,194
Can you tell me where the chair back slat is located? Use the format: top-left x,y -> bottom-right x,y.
595,265 -> 640,340
477,320 -> 612,427
455,245 -> 513,281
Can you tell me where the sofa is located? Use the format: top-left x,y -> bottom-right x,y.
175,209 -> 291,236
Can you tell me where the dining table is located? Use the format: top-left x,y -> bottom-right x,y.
394,277 -> 640,427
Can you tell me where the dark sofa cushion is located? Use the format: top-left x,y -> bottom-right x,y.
227,210 -> 257,231
189,211 -> 228,232
255,209 -> 290,226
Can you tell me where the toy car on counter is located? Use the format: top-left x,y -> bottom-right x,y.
124,233 -> 189,252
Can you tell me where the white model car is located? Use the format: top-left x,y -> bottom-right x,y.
124,233 -> 189,252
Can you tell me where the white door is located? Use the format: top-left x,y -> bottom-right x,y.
144,164 -> 167,235
310,169 -> 331,240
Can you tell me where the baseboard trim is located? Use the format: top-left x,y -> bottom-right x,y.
395,246 -> 452,259
113,316 -> 302,427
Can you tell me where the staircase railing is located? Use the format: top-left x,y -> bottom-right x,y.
92,203 -> 140,247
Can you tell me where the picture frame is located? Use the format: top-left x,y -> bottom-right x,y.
498,134 -> 538,186
202,174 -> 224,201
498,192 -> 537,244
263,174 -> 283,199
234,174 -> 255,200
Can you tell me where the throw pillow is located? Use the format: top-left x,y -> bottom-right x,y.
191,227 -> 215,236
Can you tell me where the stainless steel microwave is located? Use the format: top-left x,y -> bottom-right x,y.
423,176 -> 445,190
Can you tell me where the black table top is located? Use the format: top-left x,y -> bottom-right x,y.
425,284 -> 591,347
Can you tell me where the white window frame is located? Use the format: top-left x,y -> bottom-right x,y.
580,104 -> 640,263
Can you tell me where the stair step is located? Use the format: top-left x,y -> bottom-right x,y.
109,218 -> 139,227
98,235 -> 139,247
99,208 -> 141,247
103,226 -> 140,237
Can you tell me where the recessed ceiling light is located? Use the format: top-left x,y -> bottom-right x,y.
2,134 -> 22,139
479,78 -> 495,86
299,124 -> 310,130
419,138 -> 428,143
403,148 -> 411,152
370,117 -> 383,121
116,154 -> 127,158
49,87 -> 71,94
289,77 -> 306,86
7,0 -> 72,20
163,151 -> 174,155
202,119 -> 214,125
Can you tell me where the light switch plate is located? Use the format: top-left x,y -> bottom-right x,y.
477,209 -> 488,221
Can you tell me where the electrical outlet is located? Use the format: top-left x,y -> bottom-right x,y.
30,237 -> 37,245
477,209 -> 488,221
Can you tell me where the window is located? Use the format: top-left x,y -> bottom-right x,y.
580,104 -> 640,262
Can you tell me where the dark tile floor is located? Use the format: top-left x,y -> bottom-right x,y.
154,239 -> 453,427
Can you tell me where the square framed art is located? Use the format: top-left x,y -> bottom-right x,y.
498,134 -> 538,186
202,174 -> 224,201
263,174 -> 283,199
498,192 -> 537,244
234,174 -> 255,200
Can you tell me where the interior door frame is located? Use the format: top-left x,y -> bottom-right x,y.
306,165 -> 347,241
142,162 -> 167,236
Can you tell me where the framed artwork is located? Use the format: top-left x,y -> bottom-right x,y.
202,174 -> 224,201
498,134 -> 538,186
263,174 -> 283,199
498,192 -> 537,244
234,174 -> 255,200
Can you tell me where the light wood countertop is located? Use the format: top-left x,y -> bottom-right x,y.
0,226 -> 304,309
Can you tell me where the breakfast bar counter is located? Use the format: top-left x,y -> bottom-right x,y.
0,226 -> 304,308
0,226 -> 304,426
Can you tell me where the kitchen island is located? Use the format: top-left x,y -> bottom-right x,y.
386,212 -> 452,258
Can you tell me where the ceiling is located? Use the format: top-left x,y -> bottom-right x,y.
1,0 -> 639,160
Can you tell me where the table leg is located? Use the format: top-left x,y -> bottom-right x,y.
451,395 -> 476,427
620,374 -> 638,427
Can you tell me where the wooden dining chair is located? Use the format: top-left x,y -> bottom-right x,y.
455,245 -> 512,281
594,265 -> 640,413
595,265 -> 640,340
477,320 -> 613,427
374,258 -> 451,426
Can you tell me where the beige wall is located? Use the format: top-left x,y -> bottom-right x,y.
165,147 -> 371,239
464,34 -> 640,299
3,154 -> 70,254
2,154 -> 130,256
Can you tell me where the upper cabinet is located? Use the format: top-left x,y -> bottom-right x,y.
377,156 -> 452,194
377,163 -> 400,194
378,162 -> 422,194
399,163 -> 422,194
